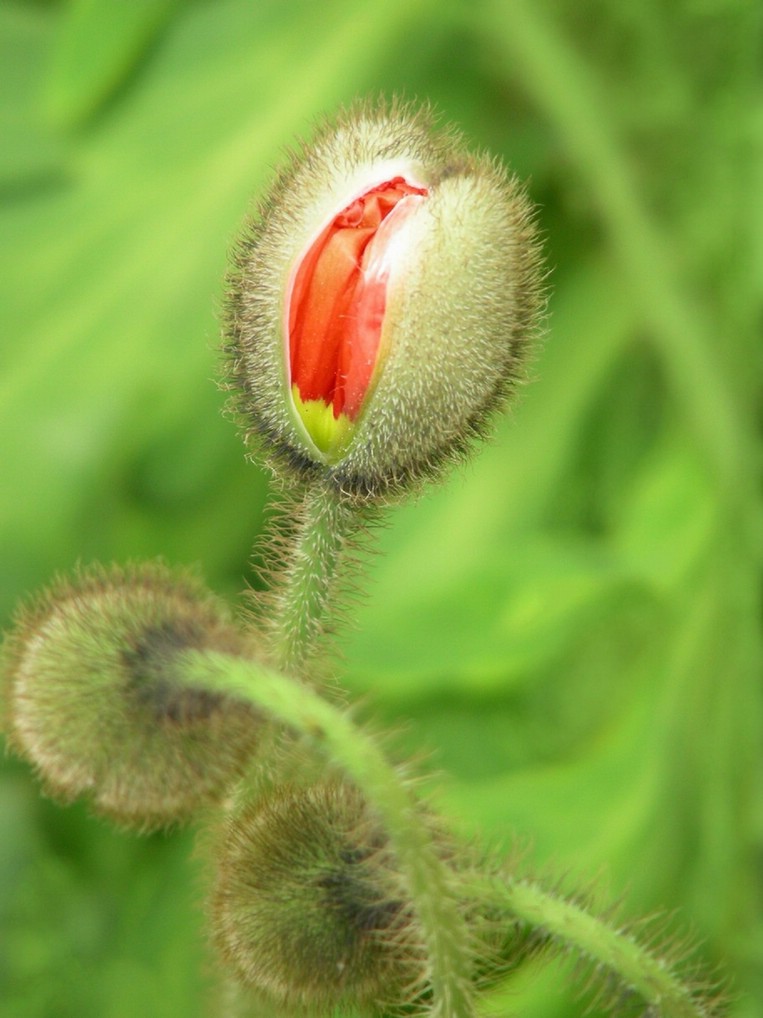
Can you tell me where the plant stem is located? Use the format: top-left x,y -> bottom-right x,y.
484,0 -> 752,509
475,872 -> 717,1018
257,483 -> 365,676
185,650 -> 476,1018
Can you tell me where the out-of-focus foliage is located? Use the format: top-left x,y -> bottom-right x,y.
0,0 -> 760,1016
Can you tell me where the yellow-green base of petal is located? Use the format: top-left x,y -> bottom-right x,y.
292,385 -> 355,462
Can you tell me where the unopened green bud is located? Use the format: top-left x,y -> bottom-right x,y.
1,563 -> 264,829
210,782 -> 424,1010
224,99 -> 544,500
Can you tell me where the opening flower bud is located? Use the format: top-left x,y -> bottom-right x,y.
1,563 -> 265,829
225,100 -> 544,499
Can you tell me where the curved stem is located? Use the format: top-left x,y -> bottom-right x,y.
256,483 -> 366,676
475,872 -> 718,1018
185,649 -> 476,1018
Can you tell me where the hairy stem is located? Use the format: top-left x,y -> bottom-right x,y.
256,483 -> 366,676
185,649 -> 476,1018
476,872 -> 718,1018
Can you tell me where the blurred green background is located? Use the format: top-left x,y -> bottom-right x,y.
1,0 -> 761,1015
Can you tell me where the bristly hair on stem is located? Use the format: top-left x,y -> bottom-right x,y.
242,479 -> 381,680
182,649 -> 726,1018
182,650 -> 478,1018
468,865 -> 727,1018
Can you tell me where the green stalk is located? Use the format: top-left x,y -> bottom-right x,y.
483,0 -> 752,507
184,649 -> 476,1018
476,873 -> 717,1018
257,483 -> 365,676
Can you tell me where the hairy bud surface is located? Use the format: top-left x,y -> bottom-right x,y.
1,563 -> 264,829
224,99 -> 544,500
211,782 -> 424,1010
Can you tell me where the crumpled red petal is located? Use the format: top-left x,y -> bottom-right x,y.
289,177 -> 427,421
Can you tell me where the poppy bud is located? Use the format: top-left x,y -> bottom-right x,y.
210,782 -> 424,1010
224,99 -> 543,499
1,563 -> 265,829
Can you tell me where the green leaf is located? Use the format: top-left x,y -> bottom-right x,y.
43,0 -> 184,127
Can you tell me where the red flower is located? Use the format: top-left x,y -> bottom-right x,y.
287,176 -> 427,454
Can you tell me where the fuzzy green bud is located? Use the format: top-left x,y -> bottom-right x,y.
210,782 -> 425,1010
1,563 -> 264,829
224,99 -> 544,500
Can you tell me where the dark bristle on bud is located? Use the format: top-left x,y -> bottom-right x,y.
210,782 -> 425,1011
1,563 -> 265,830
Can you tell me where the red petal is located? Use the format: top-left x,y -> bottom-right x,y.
289,177 -> 427,424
